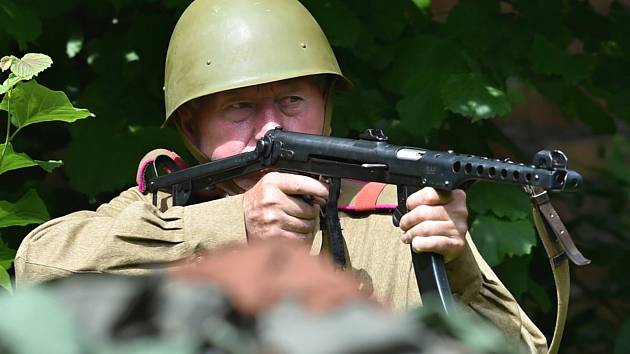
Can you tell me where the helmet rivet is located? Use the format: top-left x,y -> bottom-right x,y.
206,60 -> 212,65
300,43 -> 307,49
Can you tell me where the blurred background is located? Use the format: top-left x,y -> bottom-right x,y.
0,0 -> 628,353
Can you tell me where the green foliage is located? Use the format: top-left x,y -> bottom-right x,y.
0,52 -> 92,292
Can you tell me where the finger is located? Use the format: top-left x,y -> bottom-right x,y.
272,172 -> 330,200
400,220 -> 462,243
280,214 -> 318,234
409,235 -> 465,262
406,187 -> 455,209
398,205 -> 451,231
281,195 -> 320,219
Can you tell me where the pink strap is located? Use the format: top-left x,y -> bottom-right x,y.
337,182 -> 396,213
136,149 -> 188,193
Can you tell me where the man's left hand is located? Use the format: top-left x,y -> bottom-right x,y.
398,187 -> 468,263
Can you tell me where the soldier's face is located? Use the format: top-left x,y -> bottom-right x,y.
178,76 -> 326,189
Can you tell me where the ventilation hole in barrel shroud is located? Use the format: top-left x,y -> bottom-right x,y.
464,163 -> 473,174
476,165 -> 484,176
525,173 -> 532,182
500,169 -> 508,179
489,167 -> 496,178
513,170 -> 520,181
453,161 -> 461,173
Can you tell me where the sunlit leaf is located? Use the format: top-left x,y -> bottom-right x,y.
1,80 -> 93,130
10,53 -> 52,78
467,182 -> 530,220
470,215 -> 537,266
0,239 -> 15,270
0,143 -> 62,174
0,189 -> 50,228
0,55 -> 14,71
0,72 -> 32,95
442,73 -> 511,121
411,0 -> 431,10
0,267 -> 10,293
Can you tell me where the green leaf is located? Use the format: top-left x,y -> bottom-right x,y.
395,85 -> 448,137
442,73 -> 512,121
1,80 -> 93,130
470,215 -> 537,266
0,189 -> 50,228
0,55 -> 14,71
0,267 -> 10,293
467,182 -> 531,220
9,53 -> 52,78
301,0 -> 361,48
0,143 -> 63,174
531,35 -> 593,83
0,72 -> 32,95
411,0 -> 431,10
0,238 -> 15,270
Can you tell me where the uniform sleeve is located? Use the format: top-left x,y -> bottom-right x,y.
15,187 -> 247,287
339,183 -> 548,354
446,236 -> 549,354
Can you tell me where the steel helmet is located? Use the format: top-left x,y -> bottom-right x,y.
164,0 -> 351,156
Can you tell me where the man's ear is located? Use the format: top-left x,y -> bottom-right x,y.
176,104 -> 198,145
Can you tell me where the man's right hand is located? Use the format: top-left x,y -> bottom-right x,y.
242,172 -> 329,241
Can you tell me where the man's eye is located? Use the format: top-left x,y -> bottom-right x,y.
280,96 -> 302,105
224,102 -> 254,121
228,102 -> 253,110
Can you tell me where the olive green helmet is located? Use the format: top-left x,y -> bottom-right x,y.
164,0 -> 351,135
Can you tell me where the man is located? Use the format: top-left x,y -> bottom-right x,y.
15,0 -> 547,352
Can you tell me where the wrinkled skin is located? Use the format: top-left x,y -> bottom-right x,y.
178,76 -> 467,262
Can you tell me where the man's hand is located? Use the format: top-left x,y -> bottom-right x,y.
243,172 -> 329,241
398,187 -> 468,263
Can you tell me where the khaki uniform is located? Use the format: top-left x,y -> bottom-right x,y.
15,180 -> 547,353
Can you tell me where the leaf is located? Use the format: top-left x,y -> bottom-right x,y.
467,182 -> 531,220
2,80 -> 93,130
0,143 -> 63,174
0,189 -> 50,228
395,84 -> 448,137
0,72 -> 32,95
0,55 -> 14,71
0,239 -> 15,269
531,35 -> 593,83
0,267 -> 10,293
383,35 -> 468,96
470,215 -> 537,266
411,0 -> 431,10
442,73 -> 512,121
10,53 -> 52,78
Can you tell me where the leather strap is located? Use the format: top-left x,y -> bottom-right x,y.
529,188 -> 590,354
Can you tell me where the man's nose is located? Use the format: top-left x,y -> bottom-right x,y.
254,101 -> 283,140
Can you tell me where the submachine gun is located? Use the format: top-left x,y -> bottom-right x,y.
148,128 -> 589,318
